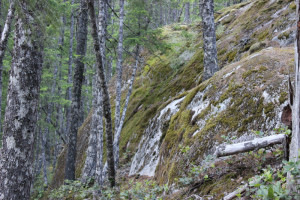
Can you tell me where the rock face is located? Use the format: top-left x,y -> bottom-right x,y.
129,97 -> 185,176
130,48 -> 294,182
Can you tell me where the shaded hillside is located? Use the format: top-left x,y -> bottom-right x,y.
51,0 -> 296,197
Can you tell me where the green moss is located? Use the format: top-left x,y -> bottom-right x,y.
289,2 -> 296,10
264,102 -> 275,114
226,50 -> 237,63
257,29 -> 270,41
249,42 -> 266,54
279,91 -> 288,104
278,30 -> 292,40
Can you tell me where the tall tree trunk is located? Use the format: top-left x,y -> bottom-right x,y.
65,0 -> 88,181
114,45 -> 140,168
288,0 -> 300,192
41,130 -> 48,186
82,72 -> 99,181
184,2 -> 190,24
66,0 -> 76,136
0,1 -> 15,136
115,0 -> 125,150
87,0 -> 116,187
200,0 -> 219,80
98,0 -> 107,78
0,3 -> 43,198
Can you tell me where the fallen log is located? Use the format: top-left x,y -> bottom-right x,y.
216,134 -> 287,158
223,183 -> 248,200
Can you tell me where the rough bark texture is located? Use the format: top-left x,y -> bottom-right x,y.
289,0 -> 300,192
200,0 -> 219,80
0,1 -> 15,135
114,46 -> 140,169
95,78 -> 104,186
65,0 -> 88,181
115,0 -> 125,139
0,5 -> 43,199
87,0 -> 115,187
66,0 -> 75,138
82,73 -> 99,180
184,2 -> 190,24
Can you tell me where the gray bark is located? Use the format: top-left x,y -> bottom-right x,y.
216,134 -> 287,158
0,1 -> 15,136
114,46 -> 140,168
0,4 -> 43,199
184,2 -> 190,24
66,0 -> 75,137
65,0 -> 88,181
200,0 -> 219,80
87,0 -> 116,187
41,130 -> 48,186
115,0 -> 125,146
98,0 -> 107,77
82,72 -> 99,180
288,0 -> 300,192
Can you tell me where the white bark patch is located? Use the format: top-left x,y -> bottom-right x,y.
6,136 -> 16,150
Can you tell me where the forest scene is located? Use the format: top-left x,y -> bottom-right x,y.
0,0 -> 300,199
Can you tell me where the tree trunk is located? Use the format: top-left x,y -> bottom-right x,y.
66,0 -> 75,137
82,72 -> 99,180
65,0 -> 88,181
114,46 -> 140,168
288,0 -> 300,192
200,0 -> 219,81
87,0 -> 116,187
0,1 -> 15,136
0,4 -> 43,198
115,0 -> 125,142
184,2 -> 190,24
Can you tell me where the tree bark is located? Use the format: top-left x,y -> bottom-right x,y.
82,72 -> 99,180
65,0 -> 88,181
184,2 -> 190,24
216,134 -> 287,158
288,0 -> 300,192
200,0 -> 219,80
66,0 -> 76,137
87,0 -> 116,187
0,3 -> 43,198
115,0 -> 125,142
0,1 -> 15,135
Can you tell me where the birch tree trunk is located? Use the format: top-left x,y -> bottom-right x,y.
288,0 -> 300,192
200,0 -> 219,80
115,0 -> 125,141
0,1 -> 15,135
0,3 -> 43,198
65,0 -> 88,181
87,0 -> 116,187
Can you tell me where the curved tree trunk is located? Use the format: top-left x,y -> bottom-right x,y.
0,3 -> 43,198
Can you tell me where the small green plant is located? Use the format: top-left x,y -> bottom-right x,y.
49,179 -> 96,200
246,160 -> 300,200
